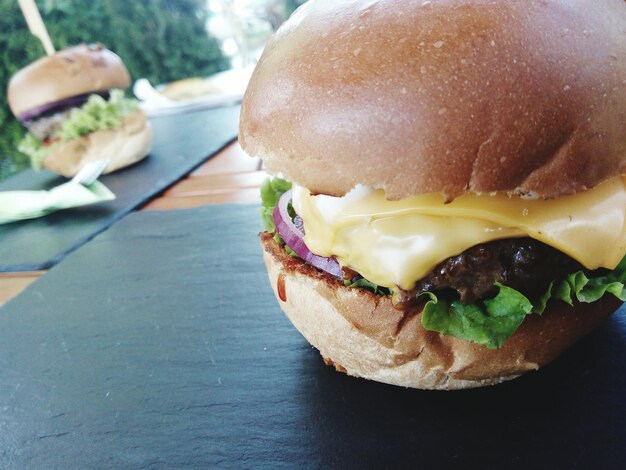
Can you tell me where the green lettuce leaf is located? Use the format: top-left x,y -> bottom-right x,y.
56,89 -> 137,141
17,133 -> 53,170
421,260 -> 626,349
538,258 -> 626,309
420,284 -> 532,349
18,90 -> 138,170
260,177 -> 291,232
344,277 -> 392,296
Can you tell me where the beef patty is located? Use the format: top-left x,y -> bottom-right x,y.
394,238 -> 586,307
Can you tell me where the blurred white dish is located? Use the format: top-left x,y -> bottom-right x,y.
134,66 -> 253,117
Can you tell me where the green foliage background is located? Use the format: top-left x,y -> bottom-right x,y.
285,0 -> 306,15
0,0 -> 227,181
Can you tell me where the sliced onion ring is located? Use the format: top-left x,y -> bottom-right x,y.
273,190 -> 343,279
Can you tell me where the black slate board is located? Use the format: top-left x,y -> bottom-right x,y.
0,104 -> 240,272
1,204 -> 626,469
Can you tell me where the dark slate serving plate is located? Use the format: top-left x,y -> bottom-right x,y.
0,204 -> 625,468
0,104 -> 240,272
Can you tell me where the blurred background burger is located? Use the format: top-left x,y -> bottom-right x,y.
0,0 -> 305,181
8,43 -> 152,177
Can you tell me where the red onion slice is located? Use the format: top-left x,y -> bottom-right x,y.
18,91 -> 110,122
273,190 -> 343,279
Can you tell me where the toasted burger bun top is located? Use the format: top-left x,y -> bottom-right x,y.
240,0 -> 626,200
8,43 -> 131,118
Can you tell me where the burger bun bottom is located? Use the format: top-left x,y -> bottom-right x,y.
42,109 -> 152,177
261,234 -> 619,390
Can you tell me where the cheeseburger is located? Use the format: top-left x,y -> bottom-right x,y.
240,0 -> 626,389
8,43 -> 152,177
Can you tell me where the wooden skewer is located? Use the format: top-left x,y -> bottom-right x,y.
18,0 -> 55,56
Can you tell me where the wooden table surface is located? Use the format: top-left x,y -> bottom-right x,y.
0,141 -> 266,306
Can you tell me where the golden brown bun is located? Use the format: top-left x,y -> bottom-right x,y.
241,0 -> 626,200
8,44 -> 131,117
42,110 -> 152,177
261,234 -> 620,390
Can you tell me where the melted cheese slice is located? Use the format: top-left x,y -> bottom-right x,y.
292,177 -> 626,290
